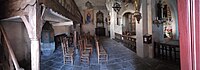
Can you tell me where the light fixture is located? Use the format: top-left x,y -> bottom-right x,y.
133,0 -> 141,24
112,2 -> 121,14
112,2 -> 121,25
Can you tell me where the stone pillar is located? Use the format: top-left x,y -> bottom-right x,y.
136,0 -> 148,58
30,38 -> 40,70
110,11 -> 116,39
147,0 -> 153,34
21,3 -> 42,70
147,0 -> 154,58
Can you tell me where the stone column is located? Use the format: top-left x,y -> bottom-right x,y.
30,38 -> 40,70
149,0 -> 157,58
21,15 -> 40,70
136,0 -> 148,58
110,11 -> 116,39
147,0 -> 153,34
21,3 -> 43,70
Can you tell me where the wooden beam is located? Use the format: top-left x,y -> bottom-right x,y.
39,0 -> 82,24
21,16 -> 34,38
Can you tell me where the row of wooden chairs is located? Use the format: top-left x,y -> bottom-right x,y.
61,37 -> 74,65
94,36 -> 108,64
78,34 -> 94,64
61,33 -> 108,64
79,39 -> 90,64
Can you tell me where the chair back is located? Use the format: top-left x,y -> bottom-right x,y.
78,39 -> 84,53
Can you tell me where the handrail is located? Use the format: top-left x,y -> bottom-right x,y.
0,25 -> 24,70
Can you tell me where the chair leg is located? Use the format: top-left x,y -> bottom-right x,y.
88,57 -> 90,64
106,55 -> 108,63
71,56 -> 73,65
63,57 -> 66,64
98,56 -> 99,64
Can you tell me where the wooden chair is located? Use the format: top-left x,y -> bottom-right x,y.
96,41 -> 108,64
61,38 -> 74,65
83,39 -> 93,54
79,39 -> 90,64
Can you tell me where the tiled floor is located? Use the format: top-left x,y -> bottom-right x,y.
40,37 -> 180,70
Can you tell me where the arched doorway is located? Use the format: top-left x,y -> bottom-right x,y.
40,21 -> 55,56
122,12 -> 136,36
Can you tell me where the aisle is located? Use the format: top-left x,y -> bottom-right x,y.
40,37 -> 179,70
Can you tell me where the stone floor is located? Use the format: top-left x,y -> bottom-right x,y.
40,37 -> 180,70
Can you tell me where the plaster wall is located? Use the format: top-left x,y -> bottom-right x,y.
1,21 -> 31,61
152,24 -> 164,42
53,25 -> 72,35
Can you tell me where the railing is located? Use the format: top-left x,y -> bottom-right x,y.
115,33 -> 122,41
115,33 -> 136,52
0,25 -> 24,70
154,42 -> 180,63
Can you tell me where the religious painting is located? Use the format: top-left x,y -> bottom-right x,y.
83,9 -> 94,24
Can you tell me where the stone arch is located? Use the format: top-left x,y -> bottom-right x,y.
121,11 -> 136,35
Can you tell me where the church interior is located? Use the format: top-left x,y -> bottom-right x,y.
0,0 -> 199,70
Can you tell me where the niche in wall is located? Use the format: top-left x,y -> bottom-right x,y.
122,12 -> 136,36
95,10 -> 105,36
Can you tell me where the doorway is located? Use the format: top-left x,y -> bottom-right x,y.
122,12 -> 136,36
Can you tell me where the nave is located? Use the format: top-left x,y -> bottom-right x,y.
40,37 -> 179,70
